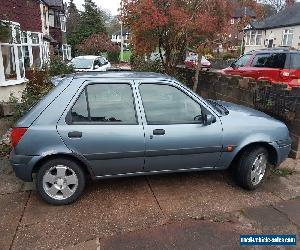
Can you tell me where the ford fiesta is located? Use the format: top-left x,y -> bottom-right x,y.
10,72 -> 291,205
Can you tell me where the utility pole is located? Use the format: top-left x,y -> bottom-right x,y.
120,20 -> 124,62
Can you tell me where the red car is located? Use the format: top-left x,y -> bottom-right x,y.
222,48 -> 300,88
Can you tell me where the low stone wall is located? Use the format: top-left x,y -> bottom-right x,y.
195,71 -> 300,159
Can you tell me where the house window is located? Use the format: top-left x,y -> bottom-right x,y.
1,45 -> 17,80
230,18 -> 235,25
22,46 -> 30,69
60,15 -> 66,32
21,32 -> 27,43
62,44 -> 72,61
49,10 -> 55,27
246,30 -> 263,46
282,29 -> 294,46
32,46 -> 41,68
31,33 -> 39,44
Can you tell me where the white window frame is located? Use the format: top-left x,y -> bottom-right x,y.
0,21 -> 48,86
245,30 -> 263,46
60,15 -> 66,32
282,29 -> 294,46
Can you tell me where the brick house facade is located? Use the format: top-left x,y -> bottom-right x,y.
0,0 -> 42,33
0,0 -> 71,102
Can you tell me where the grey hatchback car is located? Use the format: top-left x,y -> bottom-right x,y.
10,72 -> 291,205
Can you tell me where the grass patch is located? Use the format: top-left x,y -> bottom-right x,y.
121,50 -> 131,62
0,144 -> 11,158
271,168 -> 296,177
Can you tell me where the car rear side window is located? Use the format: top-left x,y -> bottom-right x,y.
71,84 -> 137,124
290,54 -> 300,69
252,53 -> 287,68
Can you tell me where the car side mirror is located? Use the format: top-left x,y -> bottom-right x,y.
203,114 -> 214,126
230,61 -> 237,68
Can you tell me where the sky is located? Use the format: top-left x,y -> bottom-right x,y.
71,0 -> 121,16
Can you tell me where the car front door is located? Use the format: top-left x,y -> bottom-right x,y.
57,80 -> 145,177
137,81 -> 223,172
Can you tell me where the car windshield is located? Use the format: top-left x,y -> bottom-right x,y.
71,58 -> 94,69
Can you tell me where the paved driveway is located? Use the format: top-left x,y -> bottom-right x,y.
0,158 -> 299,249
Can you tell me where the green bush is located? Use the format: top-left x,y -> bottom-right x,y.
107,50 -> 120,64
130,53 -> 163,73
10,69 -> 53,122
48,55 -> 74,76
222,53 -> 235,61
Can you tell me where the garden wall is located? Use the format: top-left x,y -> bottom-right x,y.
194,71 -> 300,159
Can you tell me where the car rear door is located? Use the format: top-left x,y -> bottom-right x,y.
287,53 -> 300,87
137,80 -> 223,172
57,80 -> 145,177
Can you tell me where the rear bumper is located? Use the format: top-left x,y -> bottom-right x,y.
9,151 -> 39,182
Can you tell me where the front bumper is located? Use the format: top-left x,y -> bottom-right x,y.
9,150 -> 39,182
270,139 -> 292,166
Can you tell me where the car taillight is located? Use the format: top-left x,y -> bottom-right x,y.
11,128 -> 27,148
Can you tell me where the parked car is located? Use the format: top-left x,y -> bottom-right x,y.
70,56 -> 111,72
221,48 -> 300,88
10,72 -> 291,205
185,53 -> 212,70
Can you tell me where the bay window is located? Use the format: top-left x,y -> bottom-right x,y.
1,45 -> 17,80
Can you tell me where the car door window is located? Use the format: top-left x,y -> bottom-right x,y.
290,54 -> 300,69
235,54 -> 252,67
252,53 -> 287,68
139,84 -> 203,125
71,84 -> 137,124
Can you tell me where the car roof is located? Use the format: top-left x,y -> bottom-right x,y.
73,55 -> 100,60
73,71 -> 175,81
251,48 -> 300,54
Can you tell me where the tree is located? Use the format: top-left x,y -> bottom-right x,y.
121,0 -> 231,90
76,33 -> 120,59
66,0 -> 81,55
259,0 -> 295,12
78,0 -> 107,38
66,0 -> 107,56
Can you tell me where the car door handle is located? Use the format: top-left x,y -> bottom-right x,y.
153,129 -> 165,135
68,131 -> 82,138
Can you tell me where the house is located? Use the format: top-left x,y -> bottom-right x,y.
228,7 -> 256,50
0,0 -> 71,102
111,28 -> 130,50
44,0 -> 71,61
244,3 -> 300,53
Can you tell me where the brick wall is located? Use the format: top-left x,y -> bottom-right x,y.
0,0 -> 42,32
195,71 -> 300,159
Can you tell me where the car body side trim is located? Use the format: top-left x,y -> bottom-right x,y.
83,146 -> 223,161
94,167 -> 215,179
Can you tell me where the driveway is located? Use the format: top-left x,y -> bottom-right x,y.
0,157 -> 299,249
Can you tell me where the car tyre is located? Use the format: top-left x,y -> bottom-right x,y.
235,147 -> 269,190
36,158 -> 85,205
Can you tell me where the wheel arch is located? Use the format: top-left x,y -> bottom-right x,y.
32,153 -> 95,178
231,142 -> 278,167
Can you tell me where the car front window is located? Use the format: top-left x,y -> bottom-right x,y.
235,54 -> 252,67
139,84 -> 203,125
71,58 -> 94,69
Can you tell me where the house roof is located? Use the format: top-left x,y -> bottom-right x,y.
250,2 -> 300,29
232,7 -> 256,18
112,28 -> 129,36
43,0 -> 63,7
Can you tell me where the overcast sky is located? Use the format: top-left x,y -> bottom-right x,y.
71,0 -> 121,15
